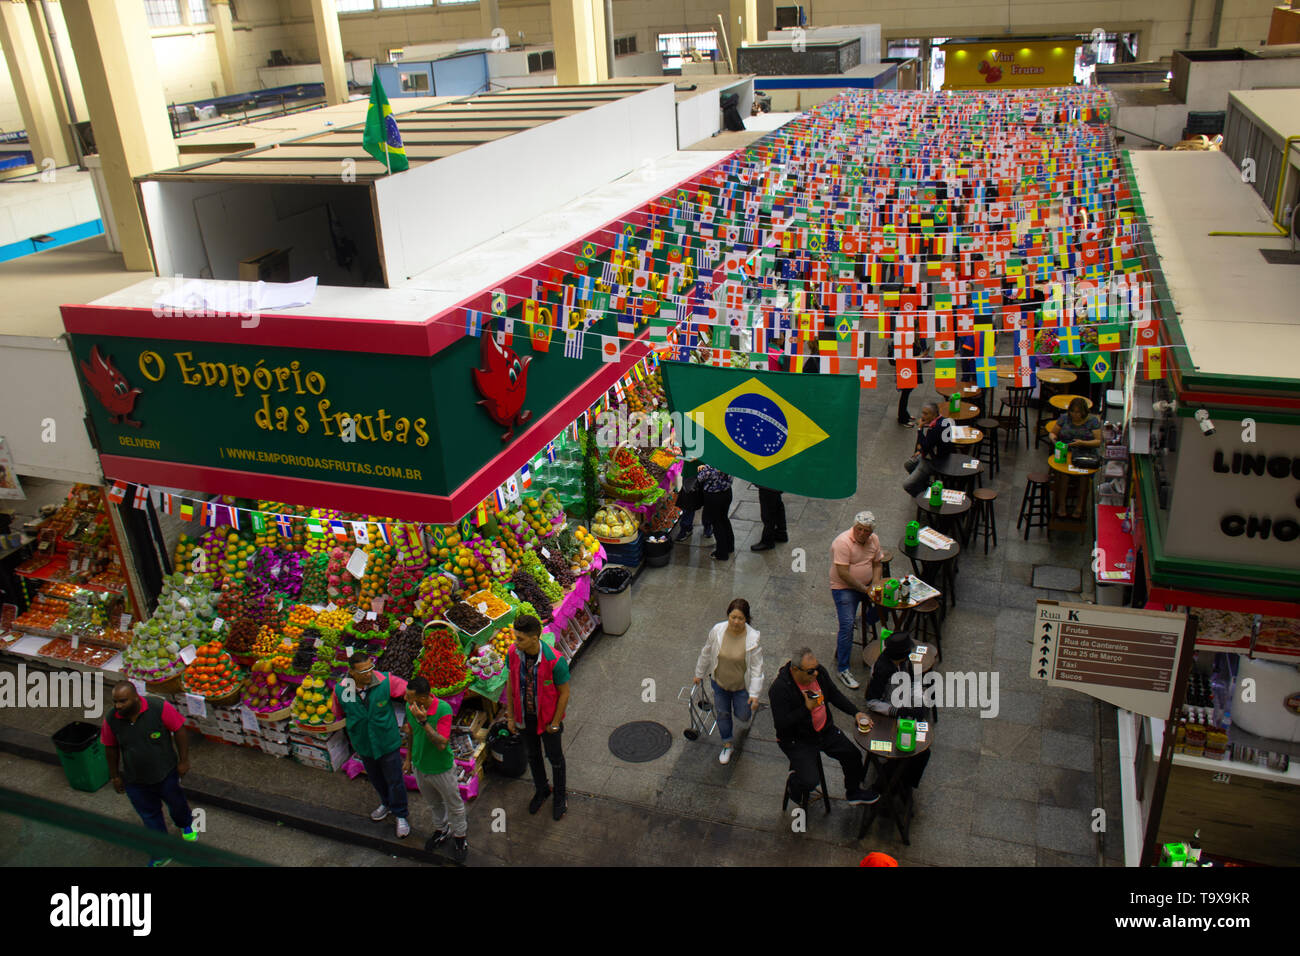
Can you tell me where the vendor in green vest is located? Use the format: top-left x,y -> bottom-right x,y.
401,675 -> 468,863
334,652 -> 411,838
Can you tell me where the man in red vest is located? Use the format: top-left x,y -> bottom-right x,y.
505,615 -> 571,820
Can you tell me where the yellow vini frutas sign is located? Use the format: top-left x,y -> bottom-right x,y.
942,41 -> 1077,90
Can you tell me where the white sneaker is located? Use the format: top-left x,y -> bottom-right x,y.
719,744 -> 734,765
395,817 -> 411,838
370,804 -> 390,822
838,669 -> 861,690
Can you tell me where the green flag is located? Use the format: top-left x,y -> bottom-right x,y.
362,69 -> 408,173
661,363 -> 859,498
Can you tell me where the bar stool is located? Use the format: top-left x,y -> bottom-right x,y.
998,386 -> 1033,451
782,753 -> 832,816
911,598 -> 943,663
970,488 -> 998,555
1017,472 -> 1051,540
975,417 -> 1001,475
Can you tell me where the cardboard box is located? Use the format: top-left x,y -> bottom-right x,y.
258,740 -> 290,757
290,730 -> 350,772
212,705 -> 239,723
238,248 -> 290,283
219,728 -> 244,745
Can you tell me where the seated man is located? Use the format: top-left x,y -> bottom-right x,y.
863,631 -> 933,789
770,646 -> 880,807
903,402 -> 955,497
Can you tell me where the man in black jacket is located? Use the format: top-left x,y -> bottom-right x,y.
770,646 -> 879,806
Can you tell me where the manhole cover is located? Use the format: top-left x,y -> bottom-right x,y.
608,721 -> 673,762
1032,565 -> 1082,592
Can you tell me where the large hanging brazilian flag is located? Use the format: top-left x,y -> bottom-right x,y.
662,363 -> 859,498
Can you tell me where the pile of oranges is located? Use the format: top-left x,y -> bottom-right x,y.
182,641 -> 240,698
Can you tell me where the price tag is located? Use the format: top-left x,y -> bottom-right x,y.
75,591 -> 90,605
916,722 -> 929,733
365,611 -> 377,621
71,635 -> 80,649
211,617 -> 224,632
179,645 -> 198,665
240,706 -> 261,733
185,576 -> 194,587
346,548 -> 369,580
352,608 -> 366,624
118,613 -> 132,631
326,602 -> 337,612
271,564 -> 282,577
130,679 -> 147,697
914,645 -> 929,656
541,548 -> 551,560
345,645 -> 354,657
185,693 -> 207,717
477,602 -> 488,614
916,731 -> 927,742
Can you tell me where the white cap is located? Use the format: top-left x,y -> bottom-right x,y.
854,510 -> 875,527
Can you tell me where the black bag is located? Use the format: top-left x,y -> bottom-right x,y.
1071,449 -> 1102,469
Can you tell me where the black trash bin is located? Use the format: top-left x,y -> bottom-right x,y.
643,533 -> 673,568
594,566 -> 633,635
488,728 -> 529,778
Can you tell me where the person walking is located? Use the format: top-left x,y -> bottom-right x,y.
333,651 -> 411,838
675,457 -> 713,542
698,463 -> 734,561
102,682 -> 197,866
401,675 -> 469,862
751,486 -> 787,552
769,646 -> 879,807
693,598 -> 764,764
505,614 -> 571,820
829,511 -> 885,689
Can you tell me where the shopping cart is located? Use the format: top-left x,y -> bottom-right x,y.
678,682 -> 716,740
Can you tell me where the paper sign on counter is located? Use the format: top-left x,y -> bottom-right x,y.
185,693 -> 207,717
130,679 -> 147,697
870,740 -> 894,753
240,706 -> 261,733
179,645 -> 198,665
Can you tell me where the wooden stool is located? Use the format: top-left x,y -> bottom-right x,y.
1017,472 -> 1051,540
970,488 -> 998,555
998,386 -> 1033,451
911,598 -> 943,663
975,417 -> 1001,475
782,752 -> 832,816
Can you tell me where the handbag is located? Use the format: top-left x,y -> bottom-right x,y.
1071,449 -> 1102,469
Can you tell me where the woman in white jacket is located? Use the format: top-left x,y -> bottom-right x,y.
693,598 -> 764,764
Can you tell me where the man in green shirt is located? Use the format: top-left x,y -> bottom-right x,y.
334,652 -> 410,838
401,675 -> 468,862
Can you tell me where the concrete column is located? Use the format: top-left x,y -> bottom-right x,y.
0,0 -> 70,168
62,0 -> 179,271
309,0 -> 348,106
729,0 -> 757,68
210,0 -> 236,96
27,1 -> 78,163
551,0 -> 607,85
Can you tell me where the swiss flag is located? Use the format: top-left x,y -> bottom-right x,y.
857,358 -> 877,389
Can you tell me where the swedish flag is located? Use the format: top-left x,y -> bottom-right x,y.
662,364 -> 858,498
363,69 -> 409,172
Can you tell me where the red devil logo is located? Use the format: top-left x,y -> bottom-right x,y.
80,345 -> 143,428
977,60 -> 1003,83
472,333 -> 532,442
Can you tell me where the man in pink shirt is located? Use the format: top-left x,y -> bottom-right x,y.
102,682 -> 196,866
829,510 -> 884,688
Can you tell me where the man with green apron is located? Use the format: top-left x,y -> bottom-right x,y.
334,652 -> 411,837
401,675 -> 468,862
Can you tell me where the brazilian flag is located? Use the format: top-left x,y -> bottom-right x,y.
662,363 -> 859,498
1089,351 -> 1112,384
363,69 -> 409,172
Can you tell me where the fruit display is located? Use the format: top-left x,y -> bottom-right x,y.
520,550 -> 565,603
37,637 -> 117,667
242,658 -> 294,714
50,591 -> 119,640
355,542 -> 394,607
13,598 -> 69,635
441,545 -> 491,594
314,606 -> 353,631
291,675 -> 335,726
602,446 -> 662,503
590,505 -> 638,541
173,531 -> 228,588
508,568 -> 553,624
390,523 -> 429,571
417,626 -> 471,695
485,546 -> 513,577
464,589 -> 510,619
250,624 -> 286,656
497,510 -> 539,550
428,525 -> 464,565
539,548 -> 576,590
286,604 -> 317,629
123,574 -> 219,682
325,547 -> 355,604
385,564 -> 422,618
299,552 -> 330,605
487,625 -> 515,657
520,496 -> 556,540
182,640 -> 241,699
225,619 -> 259,654
492,522 -> 526,568
290,630 -> 320,674
219,533 -> 258,590
649,446 -> 678,470
247,547 -> 305,599
414,572 -> 457,621
446,601 -> 492,636
376,622 -> 422,681
468,644 -> 505,682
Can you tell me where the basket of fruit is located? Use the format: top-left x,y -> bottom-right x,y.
590,505 -> 639,544
181,640 -> 243,702
291,673 -> 344,732
417,623 -> 473,696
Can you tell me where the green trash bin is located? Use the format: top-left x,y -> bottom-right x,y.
52,721 -> 110,792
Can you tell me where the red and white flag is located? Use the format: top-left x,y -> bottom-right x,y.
133,484 -> 149,510
106,481 -> 127,505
